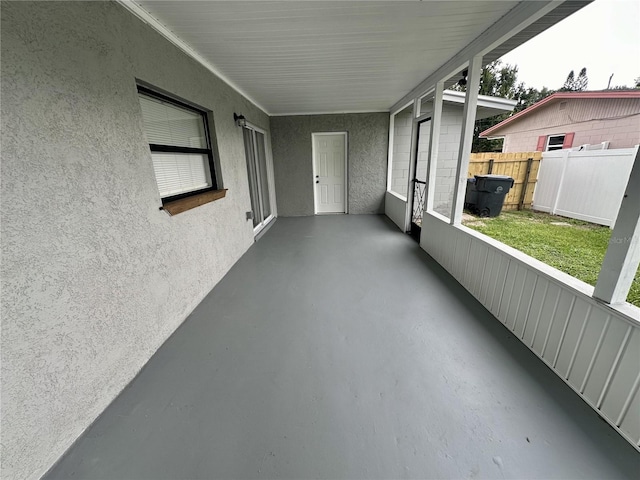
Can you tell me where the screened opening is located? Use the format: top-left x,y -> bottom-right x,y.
420,87 -> 465,221
389,104 -> 414,198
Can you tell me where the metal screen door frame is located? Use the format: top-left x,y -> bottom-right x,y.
409,116 -> 431,241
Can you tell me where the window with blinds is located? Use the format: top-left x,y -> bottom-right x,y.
137,86 -> 217,201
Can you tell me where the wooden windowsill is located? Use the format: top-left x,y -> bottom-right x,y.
162,189 -> 227,215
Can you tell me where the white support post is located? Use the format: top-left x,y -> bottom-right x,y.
386,113 -> 395,192
451,55 -> 482,225
424,81 -> 444,213
594,148 -> 640,304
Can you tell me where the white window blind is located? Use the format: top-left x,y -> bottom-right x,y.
151,153 -> 211,198
139,95 -> 206,148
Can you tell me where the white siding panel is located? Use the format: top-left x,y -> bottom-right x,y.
506,267 -> 527,331
571,310 -> 610,390
514,273 -> 538,338
522,278 -> 549,346
498,262 -> 520,324
421,212 -> 640,449
542,291 -> 575,365
454,234 -> 471,285
554,300 -> 591,378
468,242 -> 488,297
385,191 -> 407,232
489,254 -> 510,316
479,248 -> 496,306
619,385 -> 640,445
583,320 -> 631,406
531,287 -> 561,356
600,328 -> 640,425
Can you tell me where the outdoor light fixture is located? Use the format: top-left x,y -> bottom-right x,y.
457,69 -> 468,87
234,113 -> 246,127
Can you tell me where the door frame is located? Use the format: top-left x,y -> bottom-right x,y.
312,132 -> 348,215
409,115 -> 432,241
244,121 -> 278,235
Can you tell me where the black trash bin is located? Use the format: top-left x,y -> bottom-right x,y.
471,174 -> 514,217
464,177 -> 478,210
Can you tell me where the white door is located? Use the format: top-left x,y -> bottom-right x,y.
313,133 -> 347,214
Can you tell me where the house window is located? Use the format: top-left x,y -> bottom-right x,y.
137,85 -> 219,204
546,134 -> 565,151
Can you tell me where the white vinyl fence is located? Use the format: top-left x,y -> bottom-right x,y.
533,147 -> 639,227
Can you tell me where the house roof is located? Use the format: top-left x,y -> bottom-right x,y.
480,90 -> 640,137
119,1 -> 591,115
441,90 -> 517,119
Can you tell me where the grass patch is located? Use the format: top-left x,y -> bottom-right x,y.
463,210 -> 640,308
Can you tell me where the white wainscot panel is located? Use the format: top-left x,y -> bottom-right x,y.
420,212 -> 640,449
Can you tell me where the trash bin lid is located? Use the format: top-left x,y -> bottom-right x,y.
474,174 -> 513,180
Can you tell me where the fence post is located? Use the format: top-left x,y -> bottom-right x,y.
518,157 -> 533,211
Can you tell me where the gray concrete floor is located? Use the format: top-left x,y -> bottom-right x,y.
46,215 -> 639,479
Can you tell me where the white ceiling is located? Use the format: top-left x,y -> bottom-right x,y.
129,1 -> 571,115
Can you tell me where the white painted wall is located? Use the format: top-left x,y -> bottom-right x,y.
421,212 -> 640,450
385,191 -> 409,231
534,147 -> 638,227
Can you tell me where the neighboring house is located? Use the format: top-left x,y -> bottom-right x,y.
480,90 -> 640,152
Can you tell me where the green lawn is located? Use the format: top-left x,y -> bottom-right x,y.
463,210 -> 640,308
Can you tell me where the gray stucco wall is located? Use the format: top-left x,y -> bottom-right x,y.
270,114 -> 389,216
1,2 -> 270,479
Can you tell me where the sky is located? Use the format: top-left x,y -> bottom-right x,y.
500,0 -> 640,91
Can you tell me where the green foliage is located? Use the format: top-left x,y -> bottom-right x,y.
464,211 -> 640,307
453,60 -> 556,152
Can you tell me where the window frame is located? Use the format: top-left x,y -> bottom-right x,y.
545,134 -> 565,151
137,85 -> 218,204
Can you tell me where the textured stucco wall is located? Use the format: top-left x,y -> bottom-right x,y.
1,2 -> 271,479
270,113 -> 389,216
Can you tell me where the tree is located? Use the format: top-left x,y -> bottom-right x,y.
560,67 -> 588,91
453,60 -> 554,152
562,70 -> 576,91
576,67 -> 588,90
